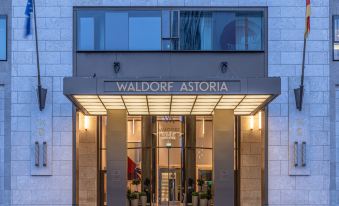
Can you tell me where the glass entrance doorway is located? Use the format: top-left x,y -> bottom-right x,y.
157,118 -> 183,206
76,109 -> 268,206
99,115 -> 214,206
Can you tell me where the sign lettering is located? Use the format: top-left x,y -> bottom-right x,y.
104,81 -> 241,94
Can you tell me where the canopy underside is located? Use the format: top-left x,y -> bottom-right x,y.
72,94 -> 273,116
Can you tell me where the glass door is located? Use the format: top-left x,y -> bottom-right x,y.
157,117 -> 183,206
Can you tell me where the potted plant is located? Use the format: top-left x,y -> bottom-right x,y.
130,192 -> 139,206
127,189 -> 131,206
187,178 -> 194,203
197,178 -> 204,192
192,192 -> 199,206
206,183 -> 212,206
143,178 -> 151,203
139,192 -> 147,206
132,179 -> 141,193
199,193 -> 208,206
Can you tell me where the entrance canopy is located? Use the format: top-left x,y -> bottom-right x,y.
63,77 -> 281,116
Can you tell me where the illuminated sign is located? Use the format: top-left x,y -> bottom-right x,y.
103,81 -> 241,94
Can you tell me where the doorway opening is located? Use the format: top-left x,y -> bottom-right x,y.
75,111 -> 266,206
100,116 -> 214,206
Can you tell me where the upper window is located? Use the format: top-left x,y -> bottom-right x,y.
77,9 -> 264,52
334,16 -> 339,60
0,16 -> 6,60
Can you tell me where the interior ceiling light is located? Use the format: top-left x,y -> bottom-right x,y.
72,94 -> 271,116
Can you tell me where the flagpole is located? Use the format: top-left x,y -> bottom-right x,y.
298,36 -> 307,111
294,0 -> 310,111
32,0 -> 41,87
32,0 -> 47,111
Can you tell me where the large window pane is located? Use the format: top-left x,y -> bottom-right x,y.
180,11 -> 213,50
180,11 -> 263,51
0,16 -> 6,60
334,16 -> 339,60
236,12 -> 263,50
212,12 -> 236,50
129,11 -> 161,50
105,12 -> 128,50
77,11 -> 104,50
77,9 -> 264,51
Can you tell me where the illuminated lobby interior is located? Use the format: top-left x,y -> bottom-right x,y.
74,94 -> 268,206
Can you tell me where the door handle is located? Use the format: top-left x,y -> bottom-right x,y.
301,141 -> 306,167
35,141 -> 39,167
294,141 -> 298,167
43,141 -> 47,167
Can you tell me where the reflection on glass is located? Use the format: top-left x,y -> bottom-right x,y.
158,119 -> 183,148
78,17 -> 94,50
0,17 -> 6,60
195,117 -> 213,202
77,10 -> 264,51
334,17 -> 339,60
334,43 -> 339,60
77,10 -> 161,51
180,11 -> 212,50
129,11 -> 161,50
180,11 -> 263,51
334,17 -> 339,42
105,12 -> 128,50
127,118 -> 142,192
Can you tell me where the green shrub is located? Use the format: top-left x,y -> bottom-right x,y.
140,192 -> 147,196
192,192 -> 199,196
129,192 -> 138,200
200,193 -> 207,199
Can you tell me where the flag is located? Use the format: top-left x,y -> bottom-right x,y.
305,0 -> 311,38
25,0 -> 33,37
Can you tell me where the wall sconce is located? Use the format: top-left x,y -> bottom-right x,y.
84,115 -> 90,131
249,115 -> 254,130
258,111 -> 262,130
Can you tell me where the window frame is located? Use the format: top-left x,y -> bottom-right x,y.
0,15 -> 7,61
74,7 -> 267,53
333,15 -> 339,61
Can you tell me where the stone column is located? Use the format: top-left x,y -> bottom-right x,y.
213,110 -> 234,206
78,114 -> 98,205
185,116 -> 196,196
142,116 -> 153,191
151,116 -> 157,202
106,110 -> 127,206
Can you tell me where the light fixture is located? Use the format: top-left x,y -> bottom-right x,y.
202,117 -> 205,135
74,94 -> 271,116
132,118 -> 135,135
249,115 -> 254,130
258,111 -> 262,130
84,115 -> 90,131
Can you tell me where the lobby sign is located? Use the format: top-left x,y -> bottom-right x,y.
103,80 -> 241,94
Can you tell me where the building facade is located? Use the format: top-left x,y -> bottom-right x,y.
0,0 -> 337,205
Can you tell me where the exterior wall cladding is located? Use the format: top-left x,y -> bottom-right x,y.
1,0 -> 336,205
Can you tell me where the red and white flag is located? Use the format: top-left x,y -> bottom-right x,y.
305,0 -> 311,38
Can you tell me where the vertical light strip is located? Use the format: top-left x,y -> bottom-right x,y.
202,117 -> 205,135
258,111 -> 262,130
84,116 -> 89,131
132,118 -> 135,134
250,115 -> 254,130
